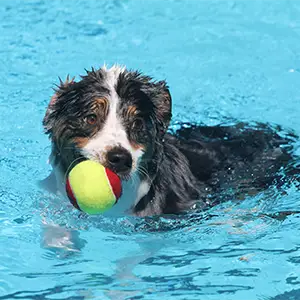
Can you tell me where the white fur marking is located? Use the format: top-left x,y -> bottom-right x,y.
82,65 -> 143,172
135,180 -> 151,205
80,65 -> 146,215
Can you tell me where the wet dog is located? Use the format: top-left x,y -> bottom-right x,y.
42,65 -> 298,217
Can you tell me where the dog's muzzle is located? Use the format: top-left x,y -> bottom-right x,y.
106,147 -> 133,175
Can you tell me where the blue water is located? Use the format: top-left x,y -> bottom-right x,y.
1,0 -> 300,299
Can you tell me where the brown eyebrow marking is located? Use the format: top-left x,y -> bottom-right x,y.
130,142 -> 145,151
73,137 -> 90,148
95,98 -> 109,116
127,105 -> 138,117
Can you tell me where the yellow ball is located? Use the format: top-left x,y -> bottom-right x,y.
66,160 -> 122,214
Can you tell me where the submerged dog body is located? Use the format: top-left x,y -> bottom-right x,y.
42,65 -> 298,217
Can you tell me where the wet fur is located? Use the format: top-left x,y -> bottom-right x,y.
43,66 -> 299,217
134,122 -> 298,216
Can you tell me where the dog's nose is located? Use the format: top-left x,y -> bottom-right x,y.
106,147 -> 132,174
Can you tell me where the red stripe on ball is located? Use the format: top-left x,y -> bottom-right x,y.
105,168 -> 122,202
66,178 -> 81,211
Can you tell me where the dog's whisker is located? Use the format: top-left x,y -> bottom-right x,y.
129,175 -> 137,189
137,166 -> 151,182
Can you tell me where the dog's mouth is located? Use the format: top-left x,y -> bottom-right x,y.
115,172 -> 131,181
65,144 -> 136,182
101,162 -> 132,181
66,156 -> 133,182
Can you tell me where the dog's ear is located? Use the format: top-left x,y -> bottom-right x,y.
43,76 -> 76,135
156,80 -> 172,128
148,80 -> 172,133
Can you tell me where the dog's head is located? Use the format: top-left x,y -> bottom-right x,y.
43,65 -> 172,180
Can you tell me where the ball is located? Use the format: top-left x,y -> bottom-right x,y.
66,160 -> 122,214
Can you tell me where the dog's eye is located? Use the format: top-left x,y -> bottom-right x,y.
86,114 -> 97,125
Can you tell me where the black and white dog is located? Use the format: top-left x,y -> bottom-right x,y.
42,65 -> 298,217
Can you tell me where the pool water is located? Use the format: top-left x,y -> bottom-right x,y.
1,0 -> 300,299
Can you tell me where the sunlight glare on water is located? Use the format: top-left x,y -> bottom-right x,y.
0,0 -> 300,299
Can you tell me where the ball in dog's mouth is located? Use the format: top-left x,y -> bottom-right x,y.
66,160 -> 122,214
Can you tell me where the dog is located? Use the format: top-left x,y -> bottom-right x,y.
41,65 -> 299,217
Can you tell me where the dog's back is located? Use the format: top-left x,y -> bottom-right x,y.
134,123 -> 299,216
175,122 -> 298,197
